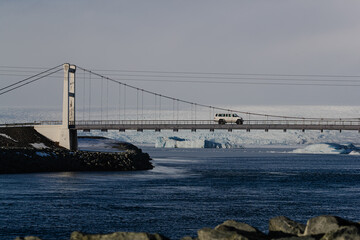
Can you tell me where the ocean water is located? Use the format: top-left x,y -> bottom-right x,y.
1,147 -> 360,240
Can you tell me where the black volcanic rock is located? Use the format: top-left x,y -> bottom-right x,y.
0,127 -> 153,173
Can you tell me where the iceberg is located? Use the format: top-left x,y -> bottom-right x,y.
155,136 -> 243,148
292,143 -> 360,155
79,128 -> 359,148
36,152 -> 51,157
30,143 -> 49,149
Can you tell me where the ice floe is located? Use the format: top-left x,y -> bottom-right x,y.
35,152 -> 51,157
292,143 -> 360,155
30,143 -> 49,149
155,136 -> 243,148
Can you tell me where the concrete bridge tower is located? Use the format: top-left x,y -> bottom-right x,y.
61,63 -> 77,150
34,63 -> 78,150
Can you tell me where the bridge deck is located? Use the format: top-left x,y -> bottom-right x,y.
73,124 -> 360,131
70,120 -> 360,131
2,120 -> 360,131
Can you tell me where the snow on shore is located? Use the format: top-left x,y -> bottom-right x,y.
0,133 -> 17,142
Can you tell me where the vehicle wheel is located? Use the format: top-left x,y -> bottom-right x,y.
218,119 -> 225,125
236,119 -> 243,125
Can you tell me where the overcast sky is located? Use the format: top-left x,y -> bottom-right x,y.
1,0 -> 360,108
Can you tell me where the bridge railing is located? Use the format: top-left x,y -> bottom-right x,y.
244,119 -> 360,126
0,122 -> 41,127
38,119 -> 360,126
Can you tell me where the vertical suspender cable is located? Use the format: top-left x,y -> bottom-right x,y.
195,104 -> 197,124
137,89 -> 139,121
173,99 -> 175,121
106,79 -> 109,120
89,72 -> 91,120
83,70 -> 85,121
100,77 -> 104,121
191,104 -> 193,122
177,100 -> 179,121
123,85 -> 126,120
155,94 -> 157,121
118,84 -> 121,120
142,90 -> 144,122
212,107 -> 214,124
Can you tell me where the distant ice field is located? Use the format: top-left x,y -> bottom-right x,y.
1,105 -> 360,152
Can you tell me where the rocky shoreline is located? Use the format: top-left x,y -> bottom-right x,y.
14,215 -> 360,240
0,127 -> 153,173
0,147 -> 153,173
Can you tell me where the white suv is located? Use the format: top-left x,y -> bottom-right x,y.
214,113 -> 244,125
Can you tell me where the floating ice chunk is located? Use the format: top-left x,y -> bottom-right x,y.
30,143 -> 49,149
36,152 -> 50,157
155,136 -> 242,148
349,151 -> 360,155
292,143 -> 360,155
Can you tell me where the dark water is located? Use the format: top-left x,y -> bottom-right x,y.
1,148 -> 360,240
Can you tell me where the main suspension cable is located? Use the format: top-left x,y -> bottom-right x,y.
77,66 -> 358,121
0,64 -> 62,93
0,68 -> 62,96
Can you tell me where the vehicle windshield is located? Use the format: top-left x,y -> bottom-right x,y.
233,114 -> 238,117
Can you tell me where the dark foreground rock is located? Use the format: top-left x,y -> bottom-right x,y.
70,231 -> 169,240
269,216 -> 306,238
0,127 -> 153,173
0,147 -> 153,173
14,215 -> 360,240
303,215 -> 359,236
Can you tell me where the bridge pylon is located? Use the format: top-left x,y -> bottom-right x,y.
34,63 -> 78,151
61,63 -> 77,150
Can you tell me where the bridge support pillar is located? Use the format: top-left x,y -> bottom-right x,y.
34,63 -> 78,151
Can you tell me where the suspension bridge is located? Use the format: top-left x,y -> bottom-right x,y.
1,63 -> 360,150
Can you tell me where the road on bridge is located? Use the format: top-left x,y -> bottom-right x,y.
33,119 -> 360,132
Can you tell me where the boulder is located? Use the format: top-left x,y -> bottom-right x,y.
269,216 -> 305,237
304,216 -> 359,236
273,237 -> 316,240
215,220 -> 267,240
216,220 -> 262,233
14,237 -> 43,240
320,226 -> 360,240
198,227 -> 247,240
181,237 -> 196,240
70,231 -> 169,240
198,222 -> 267,240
